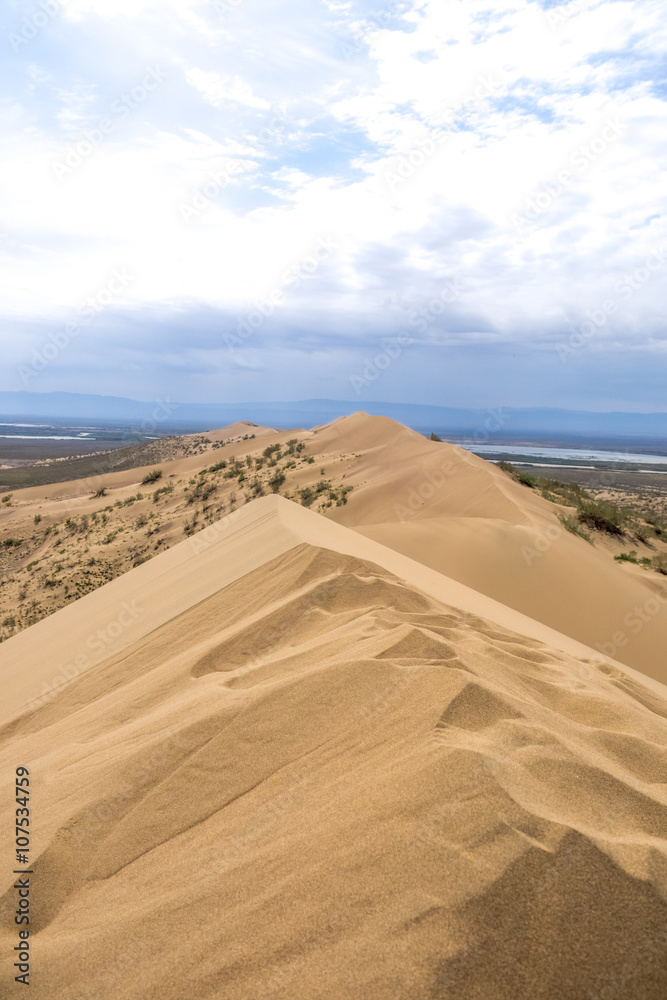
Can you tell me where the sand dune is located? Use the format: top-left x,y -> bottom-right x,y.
318,414 -> 667,682
1,495 -> 667,998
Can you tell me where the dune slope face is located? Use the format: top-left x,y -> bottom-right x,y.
317,413 -> 667,682
1,497 -> 666,999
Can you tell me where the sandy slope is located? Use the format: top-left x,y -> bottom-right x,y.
1,495 -> 667,999
318,414 -> 667,682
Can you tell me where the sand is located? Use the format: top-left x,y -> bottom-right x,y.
1,492 -> 667,998
2,413 -> 666,684
318,414 -> 667,682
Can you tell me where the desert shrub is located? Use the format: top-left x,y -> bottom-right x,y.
614,551 -> 638,564
653,554 -> 667,575
34,514 -> 42,525
497,461 -> 515,475
430,432 -> 442,441
576,498 -> 627,536
153,484 -> 174,503
269,471 -> 286,493
208,460 -> 227,473
2,494 -> 12,503
299,487 -> 315,507
141,469 -> 163,484
186,477 -> 216,504
517,472 -> 537,488
93,487 -> 107,498
3,538 -> 22,548
557,513 -> 591,543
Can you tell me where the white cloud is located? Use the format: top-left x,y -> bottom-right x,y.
184,68 -> 270,110
1,0 -> 666,406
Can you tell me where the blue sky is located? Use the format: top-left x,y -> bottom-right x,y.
1,0 -> 666,410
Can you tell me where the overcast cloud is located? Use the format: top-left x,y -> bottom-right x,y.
1,0 -> 666,409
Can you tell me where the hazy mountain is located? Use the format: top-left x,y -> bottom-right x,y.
0,390 -> 666,443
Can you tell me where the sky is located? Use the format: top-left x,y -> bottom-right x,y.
1,0 -> 666,411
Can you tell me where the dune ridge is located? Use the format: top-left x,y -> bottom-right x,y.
2,495 -> 667,998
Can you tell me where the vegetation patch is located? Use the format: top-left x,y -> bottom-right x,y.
141,469 -> 163,484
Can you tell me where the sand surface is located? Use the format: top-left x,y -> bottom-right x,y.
2,493 -> 667,998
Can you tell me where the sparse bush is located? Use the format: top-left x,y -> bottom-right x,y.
299,487 -> 315,507
185,478 -> 217,506
93,487 -> 107,498
141,469 -> 163,484
34,514 -> 42,525
557,514 -> 592,543
430,432 -> 442,442
577,499 -> 627,536
614,551 -> 638,564
153,484 -> 174,504
653,554 -> 667,576
517,472 -> 537,488
269,471 -> 286,493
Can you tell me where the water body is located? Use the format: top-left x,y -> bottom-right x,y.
466,443 -> 667,467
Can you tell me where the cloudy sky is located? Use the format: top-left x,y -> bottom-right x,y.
1,0 -> 666,410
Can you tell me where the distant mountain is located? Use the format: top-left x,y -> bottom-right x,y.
0,391 -> 666,446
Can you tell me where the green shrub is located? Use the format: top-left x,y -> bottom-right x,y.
517,472 -> 537,488
141,469 -> 163,484
577,499 -> 627,536
430,432 -> 442,442
614,551 -> 638,564
557,514 -> 591,543
299,487 -> 315,507
269,471 -> 286,493
653,555 -> 667,576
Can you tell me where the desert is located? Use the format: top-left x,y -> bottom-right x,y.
1,414 -> 667,999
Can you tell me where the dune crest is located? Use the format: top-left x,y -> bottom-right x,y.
1,495 -> 666,998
